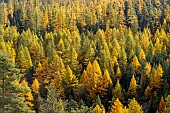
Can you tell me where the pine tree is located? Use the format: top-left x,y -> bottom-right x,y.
0,51 -> 35,113
40,83 -> 67,113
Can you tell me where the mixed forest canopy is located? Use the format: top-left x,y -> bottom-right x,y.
0,0 -> 170,113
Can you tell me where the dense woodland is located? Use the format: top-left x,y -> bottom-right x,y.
0,0 -> 170,113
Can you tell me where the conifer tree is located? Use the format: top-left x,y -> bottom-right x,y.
64,66 -> 79,88
128,75 -> 137,98
139,49 -> 146,61
0,51 -> 35,113
132,55 -> 141,72
40,83 -> 67,113
19,79 -> 34,109
42,9 -> 49,31
31,78 -> 40,113
93,104 -> 105,113
128,98 -> 143,113
110,98 -> 124,113
126,0 -> 139,33
159,96 -> 165,113
149,67 -> 163,90
112,80 -> 124,101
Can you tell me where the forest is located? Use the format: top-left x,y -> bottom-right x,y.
0,0 -> 170,113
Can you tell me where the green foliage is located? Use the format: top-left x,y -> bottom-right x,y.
0,51 -> 35,113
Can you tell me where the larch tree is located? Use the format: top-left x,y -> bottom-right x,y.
90,59 -> 103,99
31,78 -> 40,113
7,0 -> 13,18
163,95 -> 170,113
64,66 -> 79,88
19,79 -> 34,109
63,66 -> 79,98
112,80 -> 124,101
110,98 -> 124,113
139,49 -> 146,61
158,96 -> 165,113
69,46 -> 80,76
17,45 -> 33,73
127,98 -> 143,113
0,3 -> 8,26
93,104 -> 106,113
144,85 -> 152,97
119,47 -> 127,70
131,55 -> 141,72
126,0 -> 139,33
31,78 -> 40,94
115,65 -> 122,79
149,66 -> 163,90
29,40 -> 45,65
41,9 -> 49,31
128,75 -> 137,98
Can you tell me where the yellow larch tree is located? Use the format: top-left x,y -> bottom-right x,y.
42,9 -> 49,31
34,62 -> 43,82
112,56 -> 118,67
132,55 -> 140,72
149,67 -> 163,90
128,75 -> 137,98
128,98 -> 143,113
157,64 -> 163,78
115,65 -> 122,79
158,96 -> 165,113
102,69 -> 112,88
90,59 -> 103,99
80,60 -> 112,100
79,70 -> 87,84
144,62 -> 152,77
31,78 -> 40,94
139,49 -> 146,61
19,79 -> 34,109
80,62 -> 93,89
93,104 -> 106,113
110,98 -> 124,113
53,71 -> 65,99
112,80 -> 124,101
64,66 -> 79,88
144,85 -> 152,97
